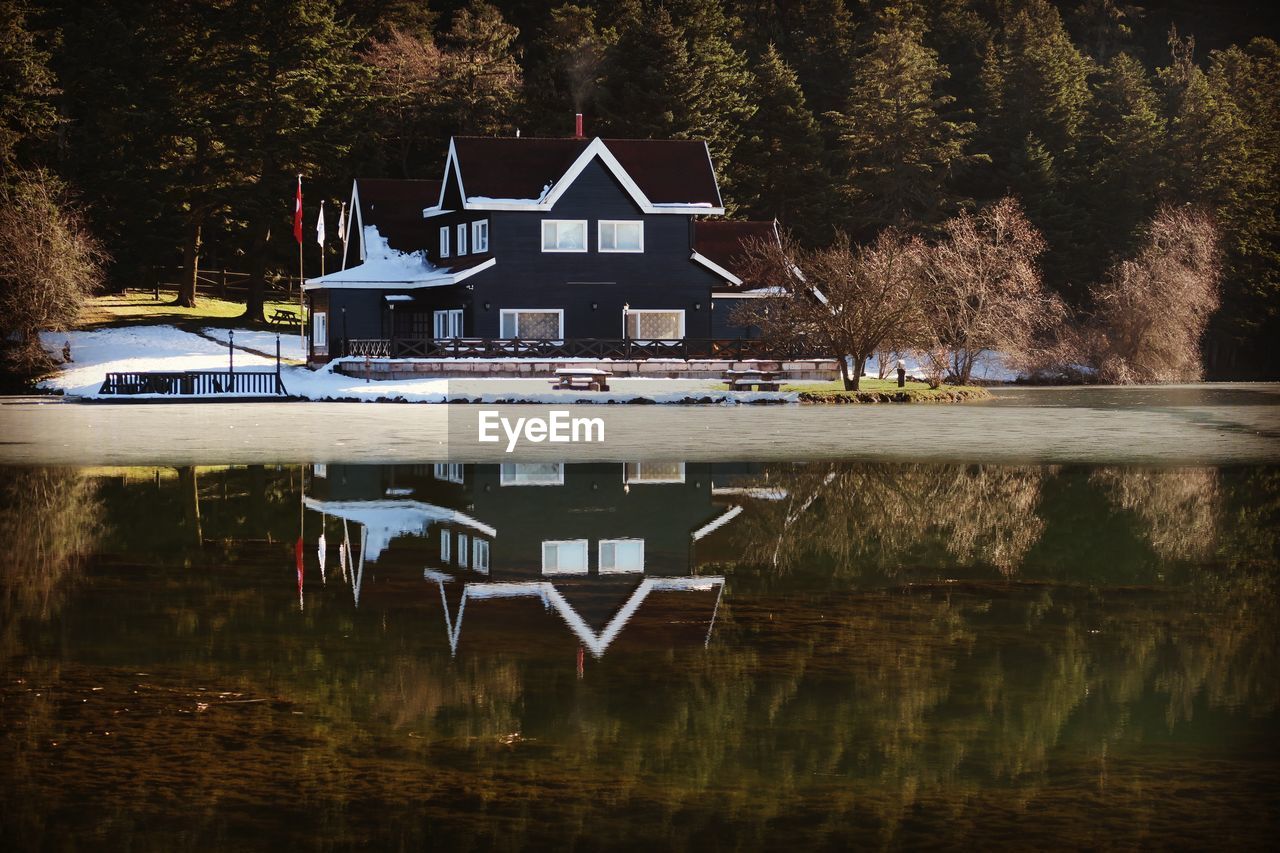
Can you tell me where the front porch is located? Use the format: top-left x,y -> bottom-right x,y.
340,336 -> 814,361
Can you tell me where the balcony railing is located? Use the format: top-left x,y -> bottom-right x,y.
99,370 -> 287,396
342,337 -> 825,361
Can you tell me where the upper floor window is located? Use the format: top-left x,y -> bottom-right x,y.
472,219 -> 489,253
541,219 -> 587,252
439,226 -> 450,259
599,220 -> 643,253
456,222 -> 468,255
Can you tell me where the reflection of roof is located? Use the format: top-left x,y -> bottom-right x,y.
428,575 -> 725,658
305,497 -> 495,562
450,137 -> 724,210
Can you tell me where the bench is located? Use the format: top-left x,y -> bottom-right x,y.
550,368 -> 611,392
724,369 -> 783,392
269,308 -> 296,325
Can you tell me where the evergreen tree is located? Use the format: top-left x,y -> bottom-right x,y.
828,6 -> 981,234
733,44 -> 830,241
521,3 -> 616,137
439,0 -> 523,137
774,0 -> 858,118
598,7 -> 700,141
0,0 -> 59,175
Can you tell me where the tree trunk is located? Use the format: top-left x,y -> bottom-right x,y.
243,220 -> 270,323
176,218 -> 202,307
850,355 -> 866,391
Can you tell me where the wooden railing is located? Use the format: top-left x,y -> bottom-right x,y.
344,337 -> 824,360
99,370 -> 287,396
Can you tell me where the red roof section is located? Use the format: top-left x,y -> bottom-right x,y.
694,220 -> 779,284
451,137 -> 723,207
354,178 -> 441,254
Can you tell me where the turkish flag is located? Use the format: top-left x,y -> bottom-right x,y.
292,176 -> 303,244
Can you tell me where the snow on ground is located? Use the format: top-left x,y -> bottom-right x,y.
201,327 -> 305,360
38,325 -> 799,404
864,350 -> 1022,383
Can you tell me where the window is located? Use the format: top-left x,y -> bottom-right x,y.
542,540 -> 589,574
624,462 -> 686,484
433,463 -> 463,484
433,309 -> 463,339
473,539 -> 490,574
456,223 -> 468,256
541,219 -> 587,252
440,528 -> 451,563
600,539 -> 644,573
624,309 -> 684,341
599,220 -> 643,252
439,226 -> 450,258
312,311 -> 328,354
458,533 -> 469,568
500,309 -> 563,340
472,219 -> 489,252
500,463 -> 564,486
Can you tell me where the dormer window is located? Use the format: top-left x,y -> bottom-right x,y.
541,220 -> 587,252
599,220 -> 643,252
456,223 -> 468,255
439,226 -> 450,259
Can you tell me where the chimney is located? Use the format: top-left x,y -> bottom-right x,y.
574,112 -> 584,138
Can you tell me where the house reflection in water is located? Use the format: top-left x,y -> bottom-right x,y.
304,462 -> 752,658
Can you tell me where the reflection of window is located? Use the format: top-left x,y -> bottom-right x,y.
600,539 -> 644,573
440,528 -> 451,563
542,540 -> 588,574
625,310 -> 684,340
542,219 -> 587,252
500,463 -> 564,486
599,220 -> 643,252
458,533 -> 469,568
500,309 -> 562,340
313,464 -> 327,478
433,463 -> 463,484
473,539 -> 489,574
624,462 -> 686,484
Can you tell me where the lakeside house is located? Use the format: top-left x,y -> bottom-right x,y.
303,132 -> 786,367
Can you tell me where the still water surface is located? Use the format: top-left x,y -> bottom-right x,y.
2,458 -> 1277,849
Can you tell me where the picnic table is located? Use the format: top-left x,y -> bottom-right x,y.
551,367 -> 612,392
269,308 -> 297,325
723,368 -> 782,391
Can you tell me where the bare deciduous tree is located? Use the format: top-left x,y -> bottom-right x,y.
734,228 -> 926,390
0,170 -> 106,379
1084,206 -> 1220,383
362,27 -> 447,177
919,197 -> 1064,386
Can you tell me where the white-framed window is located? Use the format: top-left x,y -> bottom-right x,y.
600,539 -> 644,573
598,220 -> 644,253
473,539 -> 490,575
433,462 -> 463,484
472,219 -> 489,252
500,463 -> 564,486
541,219 -> 587,252
624,309 -> 684,341
500,309 -> 563,340
456,223 -> 468,255
313,464 -> 327,478
433,309 -> 463,339
542,540 -> 589,574
312,311 -> 328,353
623,462 -> 686,484
458,533 -> 469,568
440,528 -> 451,563
439,226 -> 450,258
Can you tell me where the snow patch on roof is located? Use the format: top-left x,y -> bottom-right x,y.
466,182 -> 554,206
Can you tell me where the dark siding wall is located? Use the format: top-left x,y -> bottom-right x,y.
711,298 -> 762,339
466,158 -> 721,339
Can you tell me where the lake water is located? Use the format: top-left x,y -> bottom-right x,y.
1,389 -> 1278,849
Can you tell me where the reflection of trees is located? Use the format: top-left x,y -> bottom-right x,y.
725,462 -> 1051,577
1090,466 -> 1220,561
0,467 -> 103,657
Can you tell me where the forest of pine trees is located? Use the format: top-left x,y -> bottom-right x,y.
2,0 -> 1278,376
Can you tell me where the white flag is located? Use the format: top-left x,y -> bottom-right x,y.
337,202 -> 347,243
316,200 -> 325,247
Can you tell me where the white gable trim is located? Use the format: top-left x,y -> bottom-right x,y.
690,251 -> 743,286
453,137 -> 726,215
351,180 -> 365,263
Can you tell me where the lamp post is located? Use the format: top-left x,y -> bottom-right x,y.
229,329 -> 234,374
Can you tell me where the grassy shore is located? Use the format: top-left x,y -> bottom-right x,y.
76,291 -> 303,330
786,377 -> 992,403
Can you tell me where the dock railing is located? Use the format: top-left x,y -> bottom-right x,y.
98,370 -> 287,397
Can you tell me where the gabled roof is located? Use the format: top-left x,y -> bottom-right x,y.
444,136 -> 725,214
352,178 -> 442,257
694,220 -> 780,291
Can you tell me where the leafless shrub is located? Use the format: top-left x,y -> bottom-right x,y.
1083,206 -> 1220,383
0,170 -> 106,379
733,229 -> 927,390
1091,466 -> 1220,562
919,197 -> 1065,386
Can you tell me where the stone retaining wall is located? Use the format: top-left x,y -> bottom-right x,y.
334,358 -> 840,381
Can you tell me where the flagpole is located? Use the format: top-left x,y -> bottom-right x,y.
298,174 -> 305,358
